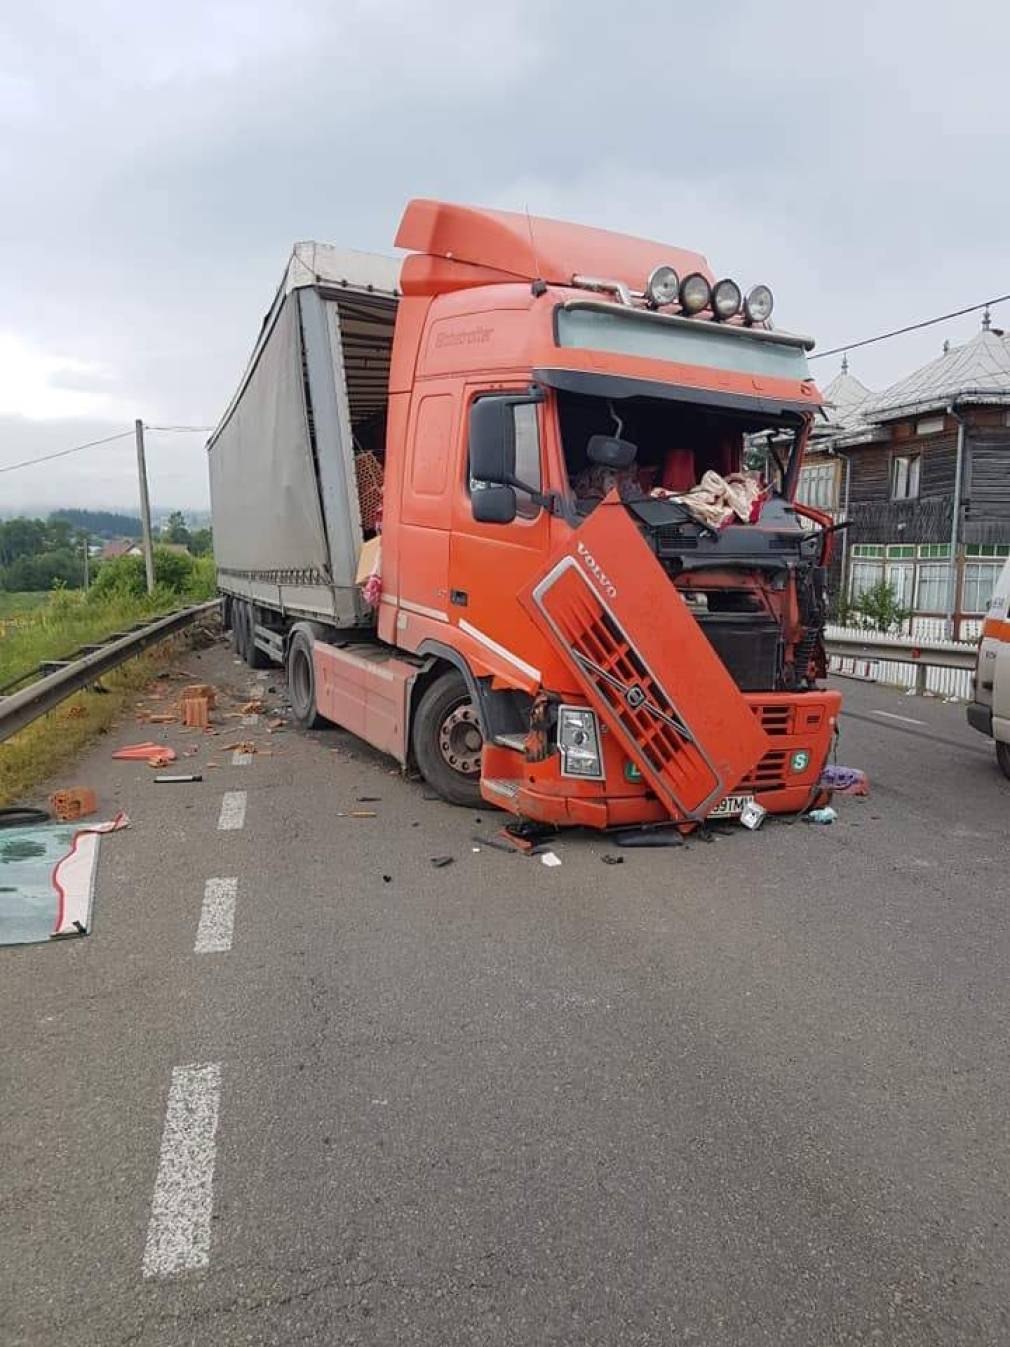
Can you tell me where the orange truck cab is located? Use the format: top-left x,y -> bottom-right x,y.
209,199 -> 841,830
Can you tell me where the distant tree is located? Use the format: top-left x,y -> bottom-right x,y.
189,526 -> 213,557
51,508 -> 143,539
0,517 -> 47,566
852,580 -> 911,634
163,510 -> 192,547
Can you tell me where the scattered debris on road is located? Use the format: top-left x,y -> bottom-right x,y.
804,805 -> 838,825
112,743 -> 177,764
49,788 -> 97,822
820,765 -> 870,796
540,851 -> 562,867
740,800 -> 767,830
430,856 -> 454,868
153,773 -> 203,784
0,813 -> 128,945
601,854 -> 624,865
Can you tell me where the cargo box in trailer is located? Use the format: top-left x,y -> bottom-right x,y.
210,199 -> 842,828
208,242 -> 400,631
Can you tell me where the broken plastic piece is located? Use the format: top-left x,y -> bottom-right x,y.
540,851 -> 562,867
804,805 -> 838,825
739,800 -> 767,830
430,856 -> 454,868
601,854 -> 624,865
819,765 -> 869,796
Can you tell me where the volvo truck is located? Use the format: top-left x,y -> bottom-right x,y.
208,199 -> 840,828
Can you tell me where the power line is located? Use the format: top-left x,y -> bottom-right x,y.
145,424 -> 214,433
0,429 -> 134,476
810,293 -> 1010,360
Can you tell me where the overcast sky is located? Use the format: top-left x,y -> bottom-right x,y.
2,0 -> 1007,515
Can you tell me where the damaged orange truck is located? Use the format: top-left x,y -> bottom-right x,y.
208,200 -> 841,829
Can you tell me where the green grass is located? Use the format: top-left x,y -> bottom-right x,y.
0,591 -> 50,618
0,568 -> 216,693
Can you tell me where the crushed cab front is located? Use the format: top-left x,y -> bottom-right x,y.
519,493 -> 771,822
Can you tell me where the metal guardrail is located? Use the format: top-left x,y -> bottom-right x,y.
825,631 -> 977,694
0,600 -> 219,744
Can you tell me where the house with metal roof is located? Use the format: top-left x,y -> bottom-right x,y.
798,318 -> 1010,638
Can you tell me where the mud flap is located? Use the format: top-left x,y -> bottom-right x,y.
519,494 -> 770,821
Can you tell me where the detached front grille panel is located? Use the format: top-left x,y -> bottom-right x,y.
534,563 -> 723,817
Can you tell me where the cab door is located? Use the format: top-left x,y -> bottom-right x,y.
520,493 -> 770,821
448,384 -> 554,684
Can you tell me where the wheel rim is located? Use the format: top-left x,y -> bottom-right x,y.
437,701 -> 483,777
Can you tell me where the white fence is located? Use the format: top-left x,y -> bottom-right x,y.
825,621 -> 977,700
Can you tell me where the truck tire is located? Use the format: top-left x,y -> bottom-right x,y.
230,600 -> 245,655
239,602 -> 271,670
287,628 -> 326,730
997,741 -> 1010,781
411,670 -> 484,808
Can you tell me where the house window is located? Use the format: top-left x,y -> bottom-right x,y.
849,559 -> 884,601
962,561 -> 1004,615
890,454 -> 921,500
916,562 -> 953,613
886,561 -> 915,609
915,415 -> 945,436
796,462 -> 838,511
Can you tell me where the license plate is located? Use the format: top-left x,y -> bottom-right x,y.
708,793 -> 754,818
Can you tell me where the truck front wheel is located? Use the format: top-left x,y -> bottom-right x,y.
997,741 -> 1010,781
287,629 -> 326,730
412,670 -> 484,808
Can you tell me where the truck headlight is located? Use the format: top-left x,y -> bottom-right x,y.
557,705 -> 604,779
645,264 -> 680,308
744,283 -> 774,323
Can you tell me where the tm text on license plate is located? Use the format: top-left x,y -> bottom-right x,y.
708,794 -> 754,818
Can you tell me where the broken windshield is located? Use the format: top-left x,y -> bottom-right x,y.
553,388 -> 802,515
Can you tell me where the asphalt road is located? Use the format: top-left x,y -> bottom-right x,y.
2,639 -> 1009,1345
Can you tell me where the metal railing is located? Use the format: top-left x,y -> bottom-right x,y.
825,626 -> 976,695
0,600 -> 219,744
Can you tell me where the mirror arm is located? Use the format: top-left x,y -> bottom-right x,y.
506,477 -> 562,516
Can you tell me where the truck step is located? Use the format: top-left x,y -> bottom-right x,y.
482,778 -> 520,801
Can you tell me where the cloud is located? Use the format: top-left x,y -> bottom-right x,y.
3,0 -> 1009,508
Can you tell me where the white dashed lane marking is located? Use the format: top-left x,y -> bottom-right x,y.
217,790 -> 247,831
872,709 -> 927,726
231,749 -> 253,766
142,1063 -> 222,1278
194,878 -> 238,953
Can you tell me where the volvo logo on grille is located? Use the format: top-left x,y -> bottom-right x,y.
625,684 -> 646,708
576,541 -> 617,598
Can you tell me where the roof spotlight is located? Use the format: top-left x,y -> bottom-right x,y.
679,272 -> 712,315
744,283 -> 774,324
712,278 -> 742,320
645,264 -> 680,308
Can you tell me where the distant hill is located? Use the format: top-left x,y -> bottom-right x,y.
49,508 -> 143,539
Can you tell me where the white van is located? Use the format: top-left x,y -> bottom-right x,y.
967,556 -> 1010,778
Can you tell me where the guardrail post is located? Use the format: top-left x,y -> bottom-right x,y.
914,663 -> 927,697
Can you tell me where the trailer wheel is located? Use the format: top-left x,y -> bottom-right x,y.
412,670 -> 484,808
239,602 -> 271,670
997,741 -> 1010,781
287,629 -> 326,730
230,600 -> 245,655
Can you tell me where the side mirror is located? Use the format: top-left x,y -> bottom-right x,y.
469,397 -> 516,485
587,435 -> 638,469
472,484 -> 517,524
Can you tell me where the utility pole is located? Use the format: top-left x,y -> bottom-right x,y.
82,533 -> 89,591
135,418 -> 155,594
